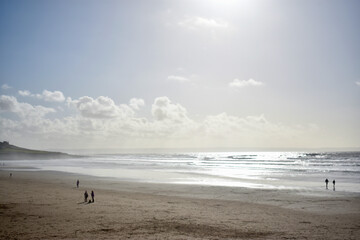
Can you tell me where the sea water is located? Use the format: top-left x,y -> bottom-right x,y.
2,152 -> 360,193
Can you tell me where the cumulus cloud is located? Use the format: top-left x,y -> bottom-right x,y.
179,16 -> 228,30
18,90 -> 35,98
18,89 -> 65,102
167,75 -> 190,83
0,94 -> 319,149
18,90 -> 31,96
41,90 -> 65,102
71,96 -> 134,119
1,84 -> 12,90
0,95 -> 17,111
151,96 -> 190,123
229,79 -> 264,88
0,95 -> 55,118
129,98 -> 145,110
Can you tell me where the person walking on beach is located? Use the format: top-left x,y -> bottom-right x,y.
325,178 -> 329,190
76,179 -> 79,188
84,190 -> 88,202
333,180 -> 336,191
91,190 -> 95,203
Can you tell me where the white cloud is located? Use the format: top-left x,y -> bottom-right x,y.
1,84 -> 12,90
179,16 -> 229,30
18,89 -> 65,102
199,112 -> 307,148
203,113 -> 271,136
41,90 -> 65,102
229,79 -> 264,88
0,94 -> 320,149
72,96 -> 134,119
18,89 -> 35,98
129,98 -> 145,110
167,75 -> 190,83
0,95 -> 55,118
151,96 -> 190,123
18,90 -> 31,96
0,95 -> 17,111
356,81 -> 360,86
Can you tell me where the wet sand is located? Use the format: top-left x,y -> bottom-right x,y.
0,170 -> 359,239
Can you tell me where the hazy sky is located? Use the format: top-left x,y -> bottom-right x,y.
1,0 -> 359,150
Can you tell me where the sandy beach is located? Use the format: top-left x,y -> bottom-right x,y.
0,170 -> 359,239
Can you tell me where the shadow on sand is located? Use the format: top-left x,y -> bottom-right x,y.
77,201 -> 94,205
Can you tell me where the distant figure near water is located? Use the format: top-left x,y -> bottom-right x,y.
91,190 -> 95,203
76,179 -> 79,188
84,191 -> 88,202
325,178 -> 329,190
333,180 -> 336,191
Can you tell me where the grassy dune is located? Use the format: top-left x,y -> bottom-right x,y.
0,142 -> 77,160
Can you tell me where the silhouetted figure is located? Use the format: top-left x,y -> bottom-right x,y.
325,178 -> 329,190
333,180 -> 336,191
91,190 -> 94,203
84,190 -> 88,202
9,173 -> 12,178
76,179 -> 79,188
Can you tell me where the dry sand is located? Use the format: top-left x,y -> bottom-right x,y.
0,170 -> 359,239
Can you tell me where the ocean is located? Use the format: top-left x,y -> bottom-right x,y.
2,151 -> 360,193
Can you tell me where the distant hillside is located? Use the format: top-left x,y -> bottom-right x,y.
0,141 -> 79,160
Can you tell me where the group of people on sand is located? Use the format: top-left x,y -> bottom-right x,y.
325,178 -> 336,191
84,190 -> 95,203
76,179 -> 95,203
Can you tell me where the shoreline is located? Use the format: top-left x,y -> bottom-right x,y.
1,169 -> 359,239
2,169 -> 359,214
3,162 -> 360,195
2,151 -> 359,195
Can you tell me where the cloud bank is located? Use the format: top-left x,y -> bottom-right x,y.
0,89 -> 320,149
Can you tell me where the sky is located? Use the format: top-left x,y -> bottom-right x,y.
0,0 -> 359,151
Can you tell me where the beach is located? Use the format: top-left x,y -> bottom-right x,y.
0,170 -> 359,239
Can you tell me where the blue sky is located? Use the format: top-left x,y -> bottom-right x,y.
0,0 -> 359,150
